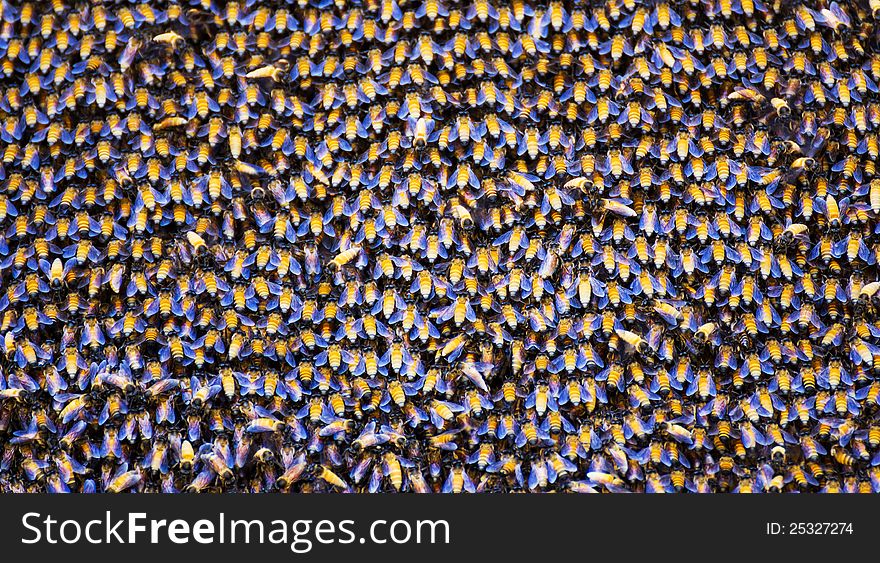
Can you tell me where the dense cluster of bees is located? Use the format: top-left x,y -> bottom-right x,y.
1,0 -> 880,494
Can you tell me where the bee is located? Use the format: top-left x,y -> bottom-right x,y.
441,464 -> 476,494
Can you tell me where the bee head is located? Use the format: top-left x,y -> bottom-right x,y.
771,446 -> 786,465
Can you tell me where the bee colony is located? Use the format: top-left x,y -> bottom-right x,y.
0,0 -> 879,493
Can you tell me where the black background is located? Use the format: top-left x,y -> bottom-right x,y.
0,494 -> 872,561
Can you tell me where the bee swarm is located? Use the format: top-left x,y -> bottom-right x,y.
0,0 -> 879,493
